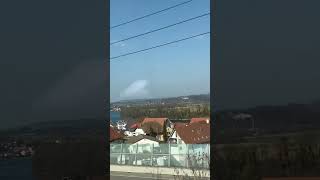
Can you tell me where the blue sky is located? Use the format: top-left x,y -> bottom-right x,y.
110,0 -> 210,102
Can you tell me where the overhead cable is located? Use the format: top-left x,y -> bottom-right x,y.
110,0 -> 193,29
110,31 -> 210,60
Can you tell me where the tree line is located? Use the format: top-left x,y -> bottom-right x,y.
120,105 -> 210,121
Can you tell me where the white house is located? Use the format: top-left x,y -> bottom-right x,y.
116,120 -> 127,130
123,128 -> 146,137
168,130 -> 184,144
127,135 -> 159,153
134,128 -> 146,136
126,135 -> 160,166
168,122 -> 210,155
123,131 -> 133,136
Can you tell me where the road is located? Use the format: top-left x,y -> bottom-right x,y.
110,172 -> 209,180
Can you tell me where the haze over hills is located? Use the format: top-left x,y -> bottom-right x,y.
111,93 -> 210,107
1,94 -> 210,133
0,118 -> 106,140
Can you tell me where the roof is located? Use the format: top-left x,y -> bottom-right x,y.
170,119 -> 191,124
142,118 -> 168,127
109,127 -> 124,142
190,117 -> 210,124
175,123 -> 210,144
174,122 -> 188,128
126,135 -> 159,144
141,118 -> 169,134
130,123 -> 141,129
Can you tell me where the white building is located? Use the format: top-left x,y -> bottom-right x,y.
127,135 -> 159,153
134,128 -> 146,136
124,128 -> 146,137
117,135 -> 160,166
116,120 -> 127,130
168,122 -> 210,154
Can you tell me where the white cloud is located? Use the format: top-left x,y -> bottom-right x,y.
120,80 -> 149,98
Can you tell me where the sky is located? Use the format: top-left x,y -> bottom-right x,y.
1,0 -> 320,128
0,0 -> 105,129
110,0 -> 210,102
214,0 -> 320,110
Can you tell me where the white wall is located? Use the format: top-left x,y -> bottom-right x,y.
134,139 -> 159,145
170,139 -> 188,155
170,131 -> 186,144
128,139 -> 159,154
134,128 -> 145,135
170,131 -> 177,139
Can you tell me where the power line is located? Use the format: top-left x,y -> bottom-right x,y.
110,32 -> 210,60
110,0 -> 193,29
110,12 -> 210,45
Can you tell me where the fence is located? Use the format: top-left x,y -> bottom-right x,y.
110,143 -> 210,169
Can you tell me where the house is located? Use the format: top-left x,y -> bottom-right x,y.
190,117 -> 210,124
109,126 -> 124,143
124,131 -> 133,137
169,122 -> 210,144
127,135 -> 159,146
134,128 -> 146,135
174,122 -> 188,128
140,118 -> 173,141
124,128 -> 146,137
116,120 -> 127,130
130,122 -> 141,130
124,135 -> 160,166
170,119 -> 191,124
169,122 -> 210,156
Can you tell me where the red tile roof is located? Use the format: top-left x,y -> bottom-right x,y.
174,122 -> 188,128
109,126 -> 124,142
142,118 -> 168,127
190,117 -> 210,124
175,123 -> 210,144
130,123 -> 141,129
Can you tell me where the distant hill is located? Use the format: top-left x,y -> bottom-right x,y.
1,119 -> 107,140
111,93 -> 210,107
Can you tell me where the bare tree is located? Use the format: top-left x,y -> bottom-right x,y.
173,146 -> 210,180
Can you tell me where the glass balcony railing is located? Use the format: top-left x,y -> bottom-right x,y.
110,143 -> 210,169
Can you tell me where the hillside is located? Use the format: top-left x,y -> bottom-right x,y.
111,93 -> 210,108
0,119 -> 106,141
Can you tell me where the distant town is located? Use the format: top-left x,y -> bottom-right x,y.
109,94 -> 211,169
0,94 -> 210,161
0,141 -> 33,159
111,94 -> 210,110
